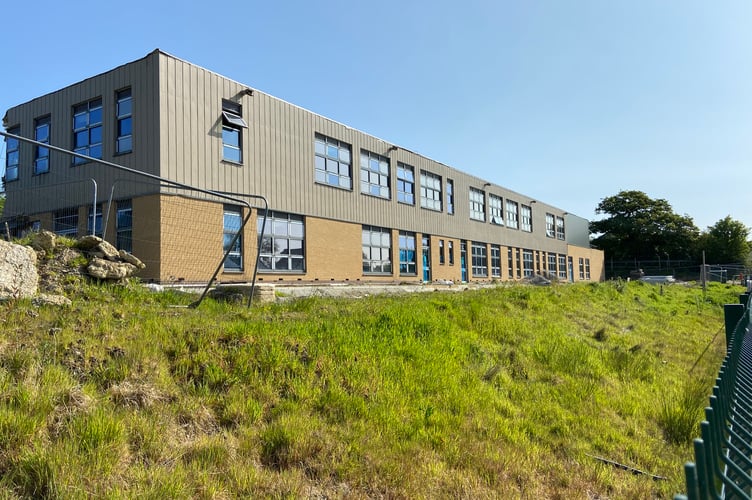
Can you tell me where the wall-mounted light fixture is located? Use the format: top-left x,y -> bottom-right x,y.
243,88 -> 254,96
483,182 -> 492,188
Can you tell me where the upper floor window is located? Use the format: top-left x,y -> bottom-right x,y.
420,171 -> 442,211
469,188 -> 485,221
221,99 -> 246,164
396,163 -> 415,205
315,134 -> 352,189
506,199 -> 519,229
116,88 -> 133,154
362,225 -> 392,274
545,213 -> 555,238
520,204 -> 533,232
360,150 -> 390,199
4,126 -> 20,182
446,179 -> 454,215
34,116 -> 50,175
73,98 -> 103,164
258,211 -> 306,272
556,216 -> 566,240
489,194 -> 504,225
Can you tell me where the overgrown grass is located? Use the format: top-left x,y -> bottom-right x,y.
0,279 -> 740,498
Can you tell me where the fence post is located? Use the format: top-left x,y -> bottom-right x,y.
724,304 -> 744,349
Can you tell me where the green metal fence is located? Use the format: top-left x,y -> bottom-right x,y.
676,291 -> 752,499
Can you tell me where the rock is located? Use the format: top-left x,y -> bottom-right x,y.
98,240 -> 120,260
144,283 -> 164,293
119,250 -> 146,269
77,235 -> 103,250
0,240 -> 39,300
87,258 -> 138,280
29,230 -> 57,252
32,294 -> 72,307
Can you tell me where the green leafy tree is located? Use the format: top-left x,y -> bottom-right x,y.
698,216 -> 751,265
590,190 -> 699,260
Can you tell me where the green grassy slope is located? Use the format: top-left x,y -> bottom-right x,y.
0,280 -> 740,498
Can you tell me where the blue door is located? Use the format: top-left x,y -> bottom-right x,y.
422,236 -> 431,282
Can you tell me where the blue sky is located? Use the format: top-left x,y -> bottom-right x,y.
2,0 -> 750,232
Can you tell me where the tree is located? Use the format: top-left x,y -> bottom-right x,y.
590,190 -> 699,261
698,216 -> 751,265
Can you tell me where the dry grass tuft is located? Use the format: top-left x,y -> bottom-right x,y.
108,381 -> 168,409
47,386 -> 94,438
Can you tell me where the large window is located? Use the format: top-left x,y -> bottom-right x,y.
558,254 -> 567,280
315,134 -> 352,189
360,150 -> 390,199
545,213 -> 556,238
221,99 -> 246,163
116,200 -> 132,252
54,207 -> 78,237
223,206 -> 243,271
420,171 -> 442,211
87,204 -> 103,237
73,98 -> 102,164
548,253 -> 557,277
521,204 -> 532,232
489,194 -> 503,225
506,200 -> 519,229
469,188 -> 485,221
4,126 -> 19,182
116,88 -> 133,154
34,116 -> 50,175
471,241 -> 488,277
396,163 -> 415,205
258,211 -> 305,272
556,216 -> 566,240
398,231 -> 417,275
490,245 -> 501,278
362,226 -> 392,274
522,249 -> 534,277
446,179 -> 454,215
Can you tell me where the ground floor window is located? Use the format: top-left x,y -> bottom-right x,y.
548,253 -> 557,277
515,248 -> 522,279
223,205 -> 243,271
54,207 -> 78,237
558,254 -> 567,280
116,200 -> 132,252
363,225 -> 392,274
579,258 -> 584,279
522,249 -> 534,277
585,258 -> 591,280
471,241 -> 488,278
490,245 -> 501,278
88,204 -> 103,237
258,211 -> 305,272
399,231 -> 417,276
508,247 -> 514,279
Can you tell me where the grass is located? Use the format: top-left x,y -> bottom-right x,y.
0,276 -> 742,498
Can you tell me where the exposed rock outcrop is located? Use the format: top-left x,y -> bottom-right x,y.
0,239 -> 39,300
